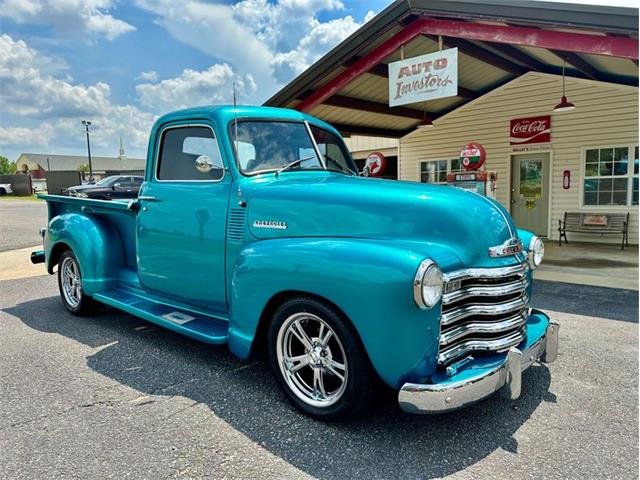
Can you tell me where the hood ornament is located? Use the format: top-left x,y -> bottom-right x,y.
488,238 -> 523,258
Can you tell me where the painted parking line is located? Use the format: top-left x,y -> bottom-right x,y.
0,245 -> 49,281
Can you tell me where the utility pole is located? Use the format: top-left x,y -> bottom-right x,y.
81,120 -> 94,182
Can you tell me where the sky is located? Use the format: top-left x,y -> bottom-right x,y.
0,0 -> 637,162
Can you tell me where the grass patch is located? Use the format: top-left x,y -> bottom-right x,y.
0,194 -> 45,201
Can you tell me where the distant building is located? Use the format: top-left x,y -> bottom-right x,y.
16,145 -> 145,179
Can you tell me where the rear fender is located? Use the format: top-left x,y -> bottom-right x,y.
46,213 -> 125,296
228,238 -> 455,388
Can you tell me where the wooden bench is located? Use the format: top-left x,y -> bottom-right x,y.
558,212 -> 630,250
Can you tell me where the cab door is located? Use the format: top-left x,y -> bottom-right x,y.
136,122 -> 231,313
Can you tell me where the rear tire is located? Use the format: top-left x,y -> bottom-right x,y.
0,188 -> 6,196
267,296 -> 375,420
57,249 -> 101,316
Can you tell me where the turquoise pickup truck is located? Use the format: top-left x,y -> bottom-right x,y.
32,106 -> 558,419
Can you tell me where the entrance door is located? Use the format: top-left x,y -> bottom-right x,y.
510,153 -> 550,236
137,123 -> 231,313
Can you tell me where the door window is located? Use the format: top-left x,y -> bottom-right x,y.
157,126 -> 224,181
519,159 -> 543,198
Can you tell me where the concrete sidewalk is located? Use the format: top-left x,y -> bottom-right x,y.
534,241 -> 638,291
0,245 -> 48,281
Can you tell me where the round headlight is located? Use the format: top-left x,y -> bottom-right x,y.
414,259 -> 443,309
528,236 -> 544,269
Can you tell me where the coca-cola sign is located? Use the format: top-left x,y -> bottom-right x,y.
510,116 -> 551,145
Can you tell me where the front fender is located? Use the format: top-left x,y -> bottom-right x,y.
228,237 -> 459,389
46,213 -> 125,296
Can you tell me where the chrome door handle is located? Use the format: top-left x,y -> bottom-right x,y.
138,196 -> 160,202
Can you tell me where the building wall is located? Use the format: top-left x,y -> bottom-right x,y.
399,72 -> 639,243
343,136 -> 398,159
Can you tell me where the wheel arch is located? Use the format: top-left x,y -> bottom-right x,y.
45,212 -> 125,296
48,241 -> 72,274
250,290 -> 361,359
227,237 -> 445,389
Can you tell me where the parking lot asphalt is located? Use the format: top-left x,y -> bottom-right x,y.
0,199 -> 47,252
1,274 -> 638,479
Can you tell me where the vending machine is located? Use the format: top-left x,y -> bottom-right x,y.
447,142 -> 497,199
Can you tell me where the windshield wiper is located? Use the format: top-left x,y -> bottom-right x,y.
323,154 -> 356,175
275,156 -> 315,177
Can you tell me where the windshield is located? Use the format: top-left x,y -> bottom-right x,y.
95,176 -> 119,186
233,121 -> 356,176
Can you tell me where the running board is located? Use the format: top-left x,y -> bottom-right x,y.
93,289 -> 228,344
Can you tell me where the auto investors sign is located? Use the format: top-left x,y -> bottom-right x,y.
388,48 -> 458,107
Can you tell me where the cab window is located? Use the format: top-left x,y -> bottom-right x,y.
157,126 -> 224,181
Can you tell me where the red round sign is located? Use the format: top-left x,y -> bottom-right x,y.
365,152 -> 387,177
459,143 -> 486,171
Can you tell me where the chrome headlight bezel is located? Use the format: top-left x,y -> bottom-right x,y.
528,236 -> 544,269
413,259 -> 443,309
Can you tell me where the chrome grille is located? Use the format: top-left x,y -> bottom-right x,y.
438,263 -> 529,366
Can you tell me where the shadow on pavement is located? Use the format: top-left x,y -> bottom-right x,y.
5,296 -> 556,479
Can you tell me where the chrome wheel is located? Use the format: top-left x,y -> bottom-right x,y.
276,312 -> 348,408
61,256 -> 82,309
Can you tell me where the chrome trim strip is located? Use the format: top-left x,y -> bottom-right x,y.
439,313 -> 527,346
442,278 -> 528,305
398,314 -> 557,414
441,295 -> 528,326
443,263 -> 526,283
438,329 -> 525,365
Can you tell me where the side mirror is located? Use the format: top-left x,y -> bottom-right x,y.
113,183 -> 121,189
359,165 -> 371,177
195,155 -> 215,173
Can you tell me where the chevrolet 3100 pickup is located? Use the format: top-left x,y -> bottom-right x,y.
32,106 -> 558,419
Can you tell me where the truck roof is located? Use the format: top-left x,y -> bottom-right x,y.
153,105 -> 341,138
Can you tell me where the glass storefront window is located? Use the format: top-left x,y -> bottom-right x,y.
583,145 -> 637,207
420,159 -> 459,184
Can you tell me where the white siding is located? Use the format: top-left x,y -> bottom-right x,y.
343,136 -> 399,159
399,72 -> 639,243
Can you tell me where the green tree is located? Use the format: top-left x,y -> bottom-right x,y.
0,156 -> 17,174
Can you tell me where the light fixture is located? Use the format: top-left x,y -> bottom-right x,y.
417,103 -> 435,129
553,59 -> 575,112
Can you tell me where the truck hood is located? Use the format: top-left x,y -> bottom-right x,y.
242,172 -> 524,269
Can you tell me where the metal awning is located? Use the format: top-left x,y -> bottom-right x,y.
264,0 -> 639,138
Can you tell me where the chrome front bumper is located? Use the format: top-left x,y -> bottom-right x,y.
398,315 -> 559,414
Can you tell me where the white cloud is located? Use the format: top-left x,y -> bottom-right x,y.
0,124 -> 53,147
271,12 -> 375,83
135,0 -> 375,102
0,0 -> 135,41
136,64 -> 256,111
136,70 -> 159,82
0,35 -> 154,154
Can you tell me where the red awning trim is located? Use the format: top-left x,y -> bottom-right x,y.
297,17 -> 639,113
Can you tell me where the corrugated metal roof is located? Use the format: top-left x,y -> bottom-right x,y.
17,153 -> 146,172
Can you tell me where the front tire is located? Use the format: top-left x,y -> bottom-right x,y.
57,249 -> 100,315
267,296 -> 374,420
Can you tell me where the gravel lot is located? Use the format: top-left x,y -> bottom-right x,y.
1,274 -> 638,479
0,199 -> 47,252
